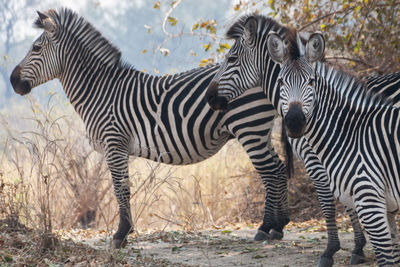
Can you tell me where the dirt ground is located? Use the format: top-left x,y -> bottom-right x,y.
0,218 -> 380,266
72,223 -> 377,267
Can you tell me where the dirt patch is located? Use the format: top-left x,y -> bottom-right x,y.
124,229 -> 376,266
1,219 -> 378,266
77,222 -> 377,267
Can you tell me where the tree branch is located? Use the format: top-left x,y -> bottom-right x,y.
325,56 -> 376,69
300,5 -> 360,31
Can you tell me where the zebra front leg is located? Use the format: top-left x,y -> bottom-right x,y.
106,147 -> 133,248
312,185 -> 340,267
347,207 -> 367,265
291,137 -> 340,267
256,169 -> 290,241
236,130 -> 290,241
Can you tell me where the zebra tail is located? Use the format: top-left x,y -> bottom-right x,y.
281,119 -> 294,179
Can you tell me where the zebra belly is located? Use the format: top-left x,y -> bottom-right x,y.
127,132 -> 232,165
333,175 -> 400,212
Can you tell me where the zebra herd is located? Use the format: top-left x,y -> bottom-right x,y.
9,8 -> 400,267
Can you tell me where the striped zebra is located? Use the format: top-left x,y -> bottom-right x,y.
206,14 -> 366,267
266,30 -> 400,266
206,14 -> 400,266
9,8 -> 290,248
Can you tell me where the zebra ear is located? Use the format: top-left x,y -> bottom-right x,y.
267,32 -> 288,64
37,11 -> 57,34
243,16 -> 258,47
305,32 -> 325,63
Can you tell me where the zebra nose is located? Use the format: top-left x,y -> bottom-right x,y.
284,102 -> 306,138
10,66 -> 21,88
10,65 -> 31,95
206,81 -> 228,111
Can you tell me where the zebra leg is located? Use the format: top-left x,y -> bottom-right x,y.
355,197 -> 399,266
387,212 -> 400,263
290,138 -> 340,267
237,133 -> 289,241
105,146 -> 133,248
313,184 -> 340,267
256,164 -> 289,241
347,207 -> 367,265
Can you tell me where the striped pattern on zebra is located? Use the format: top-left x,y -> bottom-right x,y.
364,72 -> 400,106
205,14 -> 369,266
267,30 -> 400,266
9,8 -> 290,248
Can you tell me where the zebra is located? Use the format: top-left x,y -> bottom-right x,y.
9,8 -> 291,248
205,14 -> 400,266
205,14 -> 367,267
266,30 -> 400,266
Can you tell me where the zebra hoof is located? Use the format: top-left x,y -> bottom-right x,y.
254,230 -> 270,241
269,229 -> 284,240
317,256 -> 334,267
112,238 -> 128,249
349,253 -> 366,265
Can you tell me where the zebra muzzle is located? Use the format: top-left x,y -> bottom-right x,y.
284,102 -> 306,138
10,66 -> 32,96
206,81 -> 229,111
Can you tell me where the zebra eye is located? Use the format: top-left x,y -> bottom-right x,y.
32,45 -> 41,52
308,78 -> 315,87
277,78 -> 283,88
227,55 -> 238,63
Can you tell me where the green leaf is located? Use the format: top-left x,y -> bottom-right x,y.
192,23 -> 199,31
354,41 -> 361,54
167,16 -> 178,26
203,42 -> 212,52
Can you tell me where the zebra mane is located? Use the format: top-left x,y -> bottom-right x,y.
315,62 -> 393,107
226,13 -> 289,40
34,8 -> 122,68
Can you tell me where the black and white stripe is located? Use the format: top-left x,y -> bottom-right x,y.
10,8 -> 290,248
206,14 -> 400,266
271,31 -> 400,266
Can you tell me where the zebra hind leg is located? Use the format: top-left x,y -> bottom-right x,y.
347,207 -> 367,265
387,212 -> 400,264
106,148 -> 133,248
356,198 -> 400,266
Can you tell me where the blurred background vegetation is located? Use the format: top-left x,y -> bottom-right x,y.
0,1 -> 399,258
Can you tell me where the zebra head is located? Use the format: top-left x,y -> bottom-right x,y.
267,32 -> 325,138
206,15 -> 285,110
10,10 -> 63,95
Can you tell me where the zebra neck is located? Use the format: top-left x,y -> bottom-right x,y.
304,75 -> 390,161
59,58 -> 161,118
261,59 -> 281,109
60,60 -> 117,114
